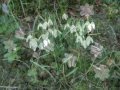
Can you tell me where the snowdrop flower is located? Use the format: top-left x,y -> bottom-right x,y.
48,19 -> 53,26
26,34 -> 33,42
41,32 -> 49,40
39,43 -> 44,50
37,23 -> 43,30
70,25 -> 77,33
43,39 -> 50,47
75,34 -> 83,43
91,22 -> 95,29
87,22 -> 95,33
29,38 -> 38,51
42,22 -> 48,30
64,23 -> 70,30
37,22 -> 48,30
62,13 -> 68,20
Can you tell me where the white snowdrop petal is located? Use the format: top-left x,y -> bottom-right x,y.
62,13 -> 68,20
47,39 -> 50,44
87,24 -> 92,32
42,22 -> 48,30
43,39 -> 50,47
87,22 -> 95,33
29,38 -> 38,51
64,23 -> 70,30
39,43 -> 44,50
48,19 -> 53,26
37,23 -> 43,30
70,25 -> 76,33
91,22 -> 95,30
26,34 -> 33,42
43,40 -> 48,47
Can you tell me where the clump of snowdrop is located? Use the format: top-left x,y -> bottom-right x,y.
62,13 -> 68,20
37,18 -> 61,38
26,33 -> 54,52
36,18 -> 62,52
63,20 -> 95,49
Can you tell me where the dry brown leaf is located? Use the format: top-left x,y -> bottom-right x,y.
80,3 -> 94,18
90,42 -> 103,59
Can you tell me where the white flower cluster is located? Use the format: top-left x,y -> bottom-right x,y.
63,18 -> 95,49
26,18 -> 61,52
26,33 -> 53,52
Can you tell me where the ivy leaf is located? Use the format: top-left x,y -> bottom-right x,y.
3,40 -> 17,52
27,68 -> 37,77
4,51 -> 18,63
93,64 -> 110,81
115,51 -> 120,60
27,68 -> 38,83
